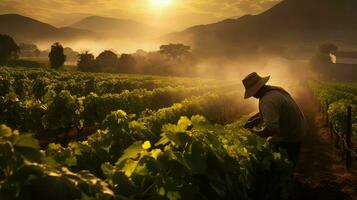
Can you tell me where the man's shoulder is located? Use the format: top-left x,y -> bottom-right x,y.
260,90 -> 282,101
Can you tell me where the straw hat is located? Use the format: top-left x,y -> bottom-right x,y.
242,72 -> 270,99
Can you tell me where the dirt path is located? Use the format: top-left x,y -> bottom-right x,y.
292,85 -> 357,200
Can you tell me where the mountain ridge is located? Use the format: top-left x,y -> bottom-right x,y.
165,0 -> 357,55
71,16 -> 155,38
0,13 -> 97,43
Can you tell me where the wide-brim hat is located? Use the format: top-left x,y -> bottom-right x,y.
242,72 -> 270,99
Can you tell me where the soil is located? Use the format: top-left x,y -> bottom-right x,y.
292,85 -> 357,200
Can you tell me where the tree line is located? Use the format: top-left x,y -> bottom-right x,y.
0,34 -> 197,76
77,43 -> 195,76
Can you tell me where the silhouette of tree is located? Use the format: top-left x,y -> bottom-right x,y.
64,47 -> 79,62
135,49 -> 147,56
19,43 -> 37,51
319,43 -> 338,55
49,42 -> 66,69
159,43 -> 191,58
96,50 -> 118,71
118,54 -> 137,73
77,51 -> 97,72
311,43 -> 338,65
0,34 -> 19,64
310,43 -> 338,78
19,43 -> 40,57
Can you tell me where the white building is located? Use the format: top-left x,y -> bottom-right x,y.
330,51 -> 357,64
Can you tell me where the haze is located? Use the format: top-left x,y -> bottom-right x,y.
0,0 -> 280,32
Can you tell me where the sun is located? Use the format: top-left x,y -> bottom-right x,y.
151,0 -> 172,8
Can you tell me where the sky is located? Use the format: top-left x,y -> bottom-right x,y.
0,0 -> 281,31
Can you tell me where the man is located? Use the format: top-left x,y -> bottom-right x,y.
242,72 -> 306,166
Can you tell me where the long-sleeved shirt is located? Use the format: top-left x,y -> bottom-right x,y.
258,90 -> 306,143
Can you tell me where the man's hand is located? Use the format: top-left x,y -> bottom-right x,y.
244,113 -> 261,129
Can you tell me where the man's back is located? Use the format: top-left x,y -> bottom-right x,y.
259,90 -> 306,143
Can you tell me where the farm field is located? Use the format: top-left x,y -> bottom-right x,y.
0,67 -> 295,200
0,67 -> 356,199
2,1 -> 357,199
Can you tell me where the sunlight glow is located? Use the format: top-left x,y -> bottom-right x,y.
151,0 -> 173,8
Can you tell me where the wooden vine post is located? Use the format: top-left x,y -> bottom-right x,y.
325,100 -> 329,126
346,106 -> 352,171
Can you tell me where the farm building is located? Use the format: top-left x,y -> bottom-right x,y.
330,51 -> 357,64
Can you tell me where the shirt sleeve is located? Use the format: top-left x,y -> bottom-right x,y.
258,95 -> 280,138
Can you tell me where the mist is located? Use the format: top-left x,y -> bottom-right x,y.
37,39 -> 161,56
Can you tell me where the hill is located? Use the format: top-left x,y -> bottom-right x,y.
165,0 -> 357,56
71,16 -> 154,38
0,14 -> 97,43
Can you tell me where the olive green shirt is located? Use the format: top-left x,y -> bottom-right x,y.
258,90 -> 306,143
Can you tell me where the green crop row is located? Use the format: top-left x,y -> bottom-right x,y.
309,81 -> 357,136
0,83 -> 240,144
0,113 -> 292,200
0,67 -> 232,98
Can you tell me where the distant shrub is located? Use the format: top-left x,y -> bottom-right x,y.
49,42 -> 66,70
6,59 -> 42,68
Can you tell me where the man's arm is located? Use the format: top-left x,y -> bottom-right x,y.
244,112 -> 261,129
255,97 -> 280,138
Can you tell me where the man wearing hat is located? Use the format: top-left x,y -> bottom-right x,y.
243,72 -> 306,166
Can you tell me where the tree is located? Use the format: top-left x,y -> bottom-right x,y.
49,42 -> 66,69
311,43 -> 338,65
0,34 -> 19,64
19,43 -> 40,57
159,43 -> 191,58
118,54 -> 137,73
96,50 -> 118,71
77,51 -> 97,72
319,43 -> 338,55
310,43 -> 338,77
64,47 -> 79,62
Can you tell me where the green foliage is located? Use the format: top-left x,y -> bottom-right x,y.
0,75 -> 12,96
42,90 -> 80,131
0,125 -> 113,200
44,110 -> 293,200
32,77 -> 51,99
328,100 -> 357,135
0,67 -> 294,199
0,67 -> 237,141
77,51 -> 97,72
310,81 -> 357,135
99,115 -> 293,200
13,78 -> 32,98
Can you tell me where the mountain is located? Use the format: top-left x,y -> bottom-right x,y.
165,0 -> 357,56
0,14 -> 96,43
71,16 -> 154,38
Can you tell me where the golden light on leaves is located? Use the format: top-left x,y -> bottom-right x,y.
142,141 -> 151,150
